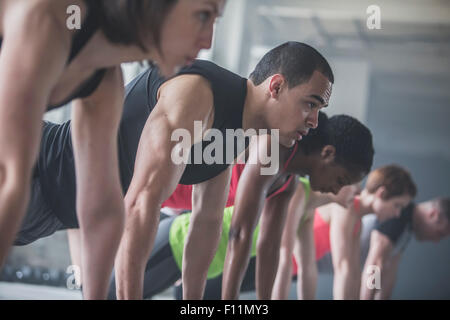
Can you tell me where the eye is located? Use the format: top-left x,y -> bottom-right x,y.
197,10 -> 213,23
307,102 -> 316,109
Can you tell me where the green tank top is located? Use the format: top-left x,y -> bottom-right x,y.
169,206 -> 260,279
168,176 -> 310,279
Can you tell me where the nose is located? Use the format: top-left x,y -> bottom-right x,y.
307,110 -> 319,129
199,22 -> 215,50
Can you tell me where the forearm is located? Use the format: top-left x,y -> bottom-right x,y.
333,264 -> 360,300
77,189 -> 125,299
272,252 -> 293,300
297,262 -> 318,300
360,271 -> 375,300
222,232 -> 254,299
377,264 -> 397,300
182,216 -> 223,299
256,244 -> 279,299
115,192 -> 161,299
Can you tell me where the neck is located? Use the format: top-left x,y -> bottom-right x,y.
412,202 -> 422,230
309,192 -> 336,212
284,151 -> 312,176
82,32 -> 153,69
357,190 -> 376,217
242,80 -> 269,133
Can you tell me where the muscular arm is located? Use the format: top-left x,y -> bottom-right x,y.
360,230 -> 399,300
272,181 -> 307,299
222,135 -> 278,299
182,166 -> 232,299
0,4 -> 69,267
71,67 -> 126,299
256,178 -> 297,299
115,75 -> 214,299
329,204 -> 361,300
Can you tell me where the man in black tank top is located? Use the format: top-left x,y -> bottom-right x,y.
114,42 -> 337,300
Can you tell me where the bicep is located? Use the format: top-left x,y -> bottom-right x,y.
126,76 -> 214,203
192,166 -> 232,215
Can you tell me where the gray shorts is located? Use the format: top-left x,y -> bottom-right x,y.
14,175 -> 66,246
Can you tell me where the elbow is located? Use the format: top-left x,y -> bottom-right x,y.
365,257 -> 387,275
257,236 -> 279,260
334,260 -> 354,276
228,224 -> 253,248
77,188 -> 125,232
278,246 -> 292,265
124,182 -> 165,219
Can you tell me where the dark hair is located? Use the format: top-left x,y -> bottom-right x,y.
249,42 -> 334,87
432,197 -> 450,221
98,0 -> 178,52
366,165 -> 417,199
299,113 -> 374,175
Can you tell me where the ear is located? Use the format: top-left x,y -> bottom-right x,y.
320,145 -> 336,163
268,74 -> 285,99
428,206 -> 439,221
375,186 -> 387,199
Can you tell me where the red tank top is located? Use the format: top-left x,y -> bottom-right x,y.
161,142 -> 299,210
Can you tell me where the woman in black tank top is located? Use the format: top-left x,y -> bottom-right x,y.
0,0 -> 224,299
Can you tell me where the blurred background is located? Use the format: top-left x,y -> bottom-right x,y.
1,0 -> 449,299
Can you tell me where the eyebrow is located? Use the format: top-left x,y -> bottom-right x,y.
309,95 -> 328,107
204,1 -> 223,17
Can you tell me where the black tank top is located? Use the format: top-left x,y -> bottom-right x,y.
0,0 -> 106,110
38,60 -> 248,228
118,59 -> 249,189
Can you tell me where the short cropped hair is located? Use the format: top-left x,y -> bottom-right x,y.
249,42 -> 334,87
299,112 -> 374,175
432,197 -> 450,221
